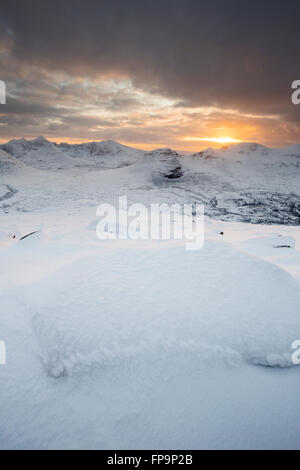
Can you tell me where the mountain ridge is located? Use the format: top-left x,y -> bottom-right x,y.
3,136 -> 300,157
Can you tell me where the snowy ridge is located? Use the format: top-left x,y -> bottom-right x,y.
1,136 -> 55,158
1,137 -> 90,170
0,147 -> 24,172
56,139 -> 142,156
0,152 -> 300,448
0,137 -> 300,223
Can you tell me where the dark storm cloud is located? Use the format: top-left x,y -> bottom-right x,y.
1,0 -> 300,147
2,0 -> 300,113
2,97 -> 58,116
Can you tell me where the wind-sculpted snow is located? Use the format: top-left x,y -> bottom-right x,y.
3,239 -> 300,374
0,229 -> 300,449
0,137 -> 300,448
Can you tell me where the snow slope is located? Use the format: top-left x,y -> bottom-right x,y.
0,215 -> 299,449
1,138 -> 300,224
0,138 -> 299,449
1,137 -> 91,170
180,142 -> 300,224
0,147 -> 24,173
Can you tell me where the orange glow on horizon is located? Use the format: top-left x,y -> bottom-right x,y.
0,134 -> 248,152
0,129 -> 281,153
182,136 -> 242,144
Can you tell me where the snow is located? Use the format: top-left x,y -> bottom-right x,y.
0,138 -> 299,449
0,148 -> 24,173
1,137 -> 300,223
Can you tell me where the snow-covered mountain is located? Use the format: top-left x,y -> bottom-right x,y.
1,137 -> 92,170
0,149 -> 24,209
56,139 -> 145,169
1,137 -> 300,449
1,137 -> 145,170
0,147 -> 24,172
56,139 -> 141,157
141,148 -> 183,184
180,142 -> 300,224
1,137 -> 300,224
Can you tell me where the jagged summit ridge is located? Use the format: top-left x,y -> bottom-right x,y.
0,136 -> 300,224
56,139 -> 142,157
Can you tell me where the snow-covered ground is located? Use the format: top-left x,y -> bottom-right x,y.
2,137 -> 300,224
0,139 -> 299,449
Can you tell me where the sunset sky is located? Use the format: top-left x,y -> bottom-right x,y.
1,0 -> 300,151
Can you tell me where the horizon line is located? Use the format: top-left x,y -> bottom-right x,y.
1,135 -> 300,154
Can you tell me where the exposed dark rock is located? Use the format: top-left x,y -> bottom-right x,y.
165,166 -> 183,179
20,231 -> 38,241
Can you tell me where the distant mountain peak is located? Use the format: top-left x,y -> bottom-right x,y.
192,148 -> 216,159
221,142 -> 269,153
145,148 -> 179,157
100,139 -> 121,146
1,136 -> 56,158
32,136 -> 51,145
55,139 -> 144,158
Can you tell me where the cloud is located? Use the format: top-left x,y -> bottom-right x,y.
1,0 -> 300,148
